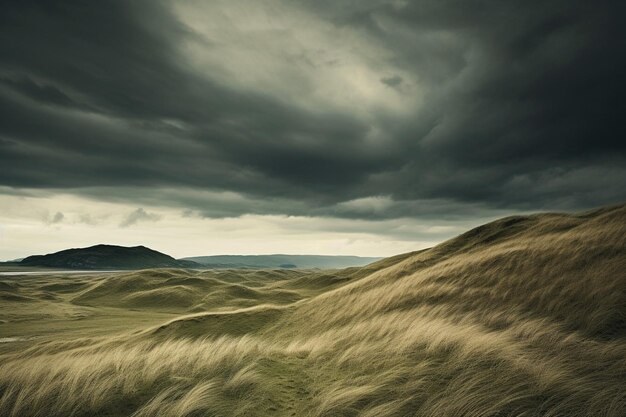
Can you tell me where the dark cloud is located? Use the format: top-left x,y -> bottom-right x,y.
0,0 -> 624,219
119,208 -> 161,228
0,76 -> 81,108
45,211 -> 64,225
380,75 -> 403,89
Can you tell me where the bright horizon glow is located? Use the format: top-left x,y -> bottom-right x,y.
0,192 -> 499,261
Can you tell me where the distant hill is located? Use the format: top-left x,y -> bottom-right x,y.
182,254 -> 382,269
20,244 -> 199,270
5,257 -> 24,262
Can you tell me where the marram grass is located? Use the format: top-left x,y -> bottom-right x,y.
0,204 -> 625,416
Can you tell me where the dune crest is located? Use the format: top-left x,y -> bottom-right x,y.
0,204 -> 625,416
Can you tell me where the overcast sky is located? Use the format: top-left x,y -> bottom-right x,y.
1,0 -> 624,260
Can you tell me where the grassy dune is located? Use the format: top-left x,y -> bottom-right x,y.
1,204 -> 625,416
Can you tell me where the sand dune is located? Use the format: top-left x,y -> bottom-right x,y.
0,204 -> 624,416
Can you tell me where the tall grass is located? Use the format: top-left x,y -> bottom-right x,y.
0,204 -> 624,416
0,337 -> 267,417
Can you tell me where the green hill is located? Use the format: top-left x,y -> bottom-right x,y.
19,244 -> 199,270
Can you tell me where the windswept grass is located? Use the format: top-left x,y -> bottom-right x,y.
0,204 -> 625,416
0,337 -> 267,416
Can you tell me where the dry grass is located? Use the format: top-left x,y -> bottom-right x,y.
0,337 -> 268,416
0,204 -> 624,416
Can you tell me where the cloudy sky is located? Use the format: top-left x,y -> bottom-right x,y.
1,0 -> 624,260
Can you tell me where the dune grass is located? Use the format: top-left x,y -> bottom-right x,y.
0,204 -> 625,416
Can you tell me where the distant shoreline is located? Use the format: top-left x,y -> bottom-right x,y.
0,268 -> 130,276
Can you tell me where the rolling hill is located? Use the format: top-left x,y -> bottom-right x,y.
182,254 -> 382,269
0,203 -> 624,417
19,244 -> 199,270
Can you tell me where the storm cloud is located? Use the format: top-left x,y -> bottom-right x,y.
1,0 -> 625,221
119,208 -> 161,228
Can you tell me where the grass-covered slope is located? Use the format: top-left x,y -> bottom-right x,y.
0,204 -> 625,417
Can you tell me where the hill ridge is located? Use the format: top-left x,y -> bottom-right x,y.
20,244 -> 199,270
182,254 -> 382,269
